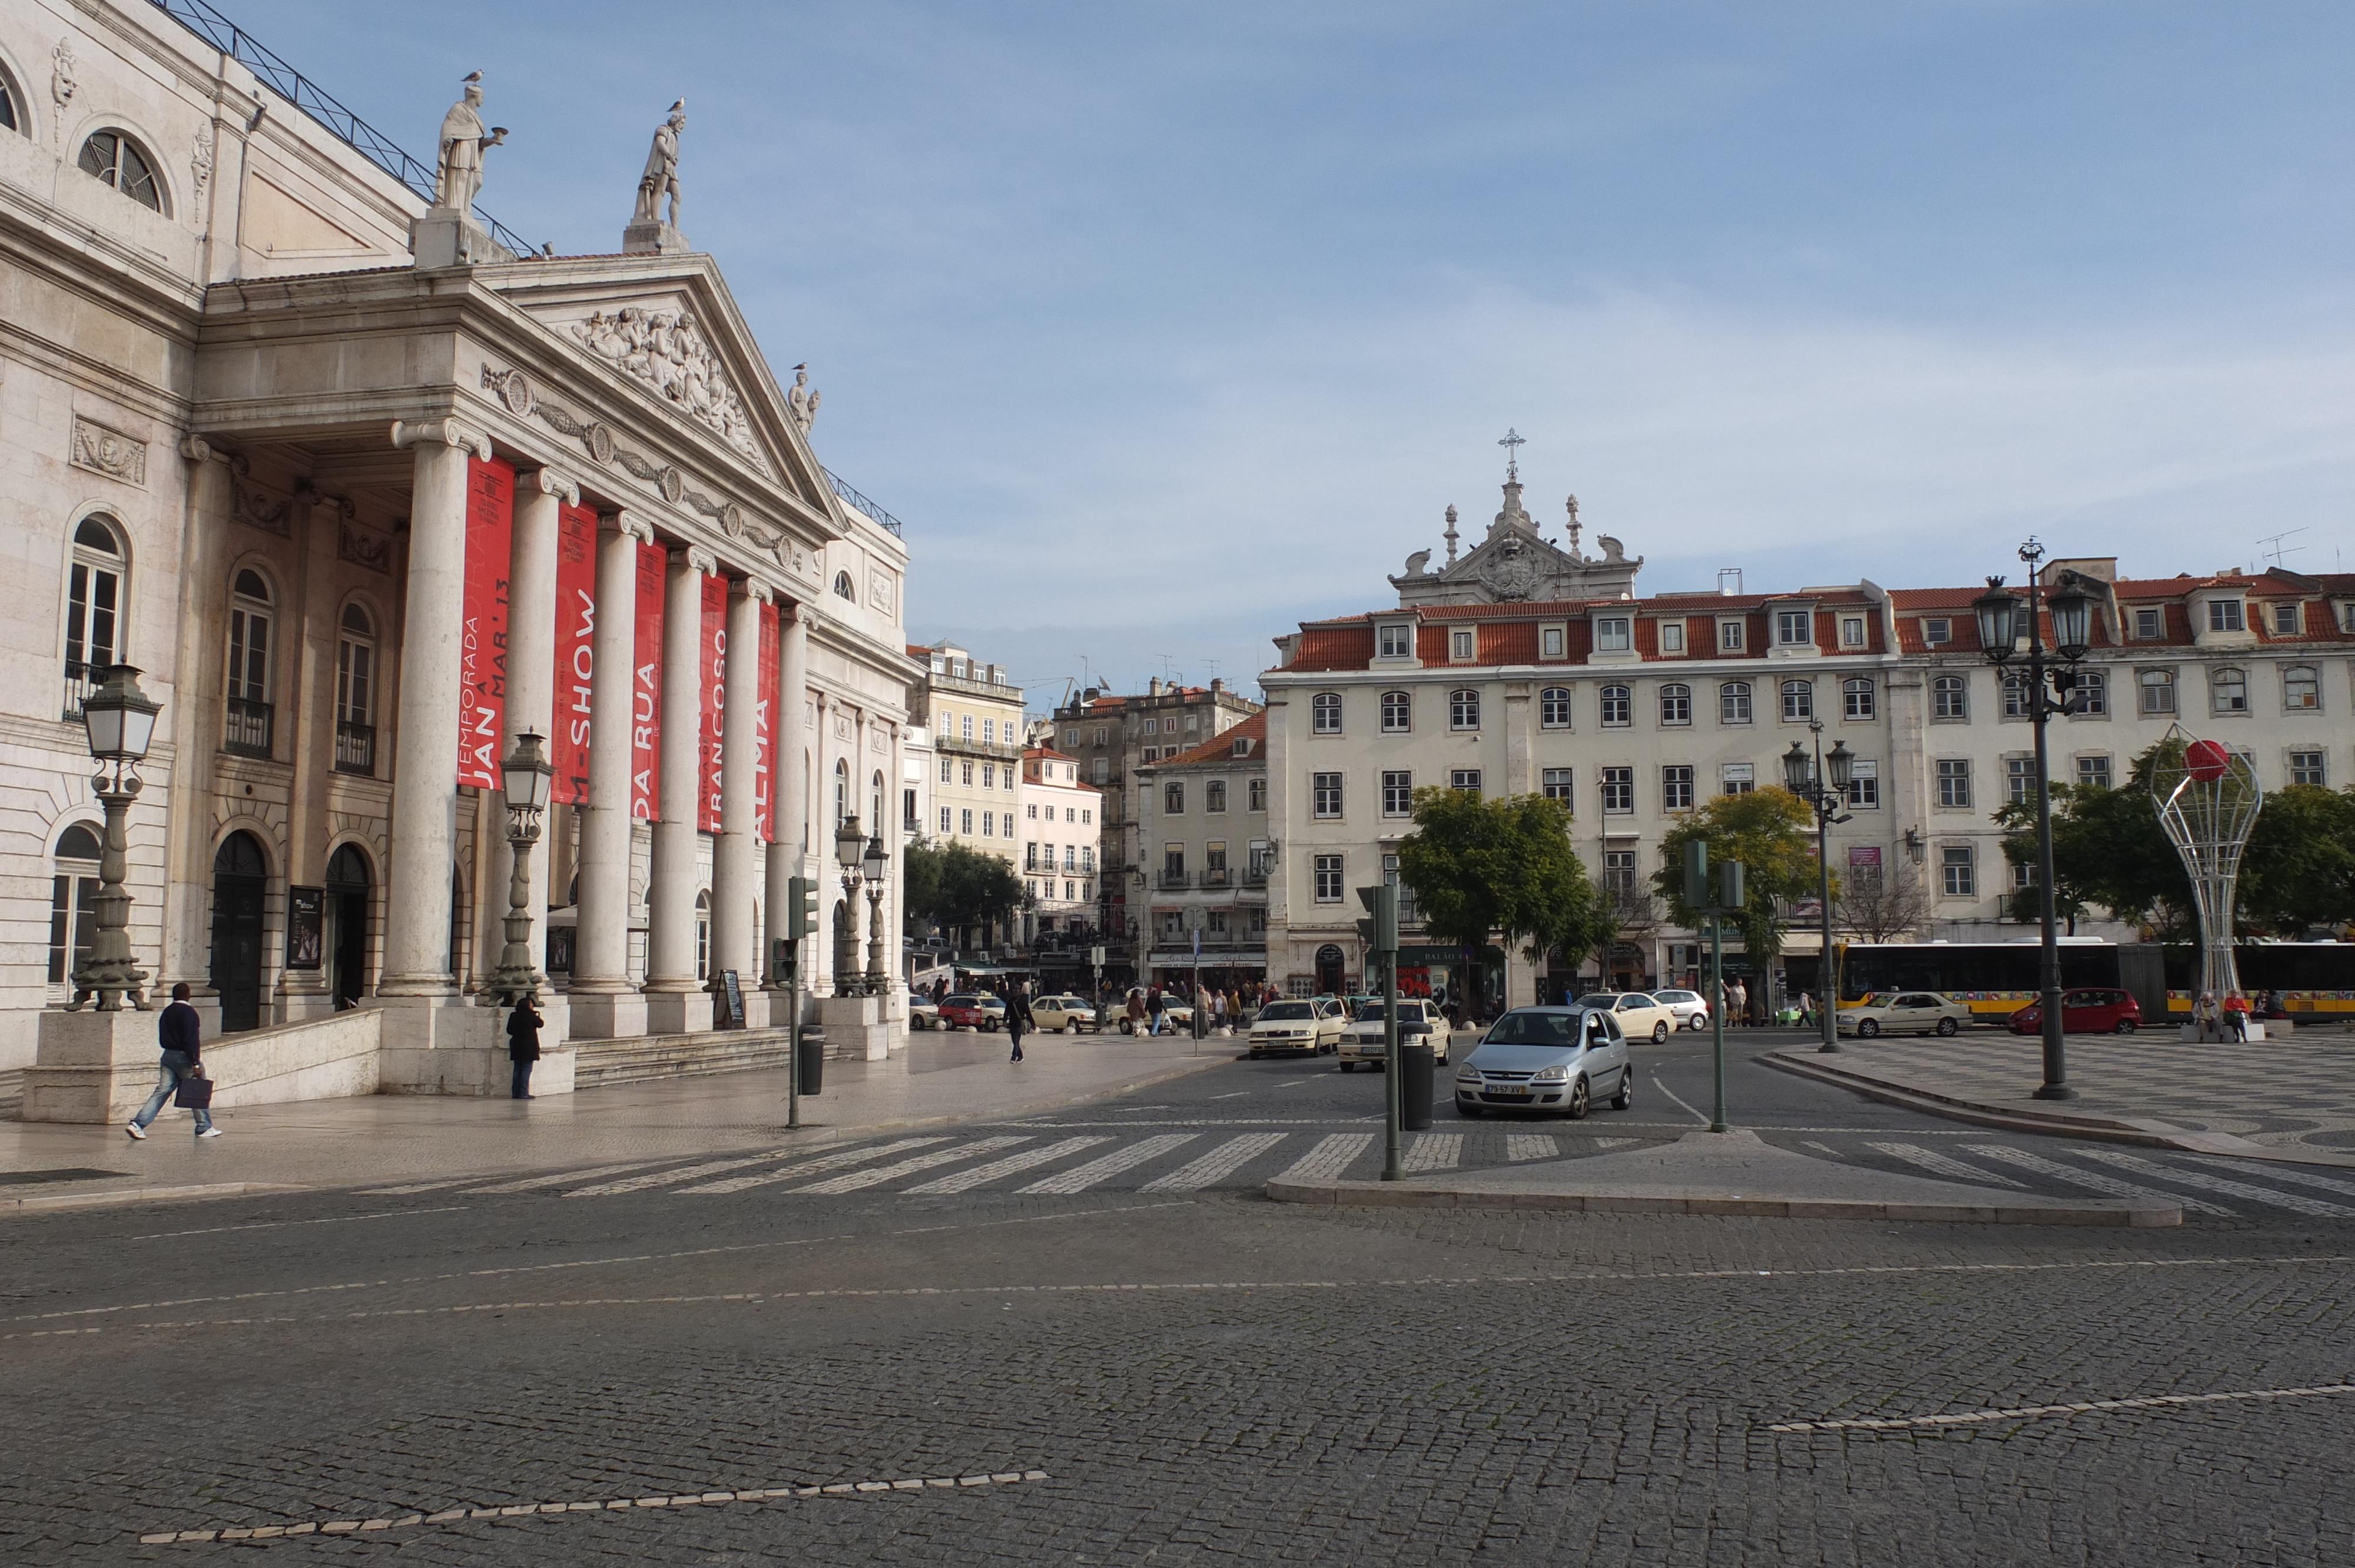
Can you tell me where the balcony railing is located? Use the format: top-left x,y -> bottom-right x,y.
1200,868 -> 1230,888
223,696 -> 274,759
1243,869 -> 1270,887
1158,869 -> 1190,889
61,662 -> 102,722
335,719 -> 376,776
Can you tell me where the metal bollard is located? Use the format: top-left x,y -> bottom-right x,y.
1399,1042 -> 1434,1131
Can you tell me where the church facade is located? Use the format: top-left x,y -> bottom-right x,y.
3,1 -> 915,1110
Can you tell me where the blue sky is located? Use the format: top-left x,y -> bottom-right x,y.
225,2 -> 2351,709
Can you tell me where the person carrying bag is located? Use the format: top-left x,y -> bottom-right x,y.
127,982 -> 219,1140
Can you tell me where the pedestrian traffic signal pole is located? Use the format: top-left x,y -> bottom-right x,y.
1361,883 -> 1402,1181
1685,843 -> 1743,1135
784,875 -> 818,1130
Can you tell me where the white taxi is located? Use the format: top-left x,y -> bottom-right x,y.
1246,998 -> 1345,1057
1336,999 -> 1452,1069
1030,995 -> 1100,1033
1570,992 -> 1681,1044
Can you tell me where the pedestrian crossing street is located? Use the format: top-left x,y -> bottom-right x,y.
356,1130 -> 2355,1219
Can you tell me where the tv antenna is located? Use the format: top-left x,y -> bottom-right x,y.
2255,527 -> 2308,569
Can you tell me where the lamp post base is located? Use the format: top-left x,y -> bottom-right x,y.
2032,1082 -> 2076,1101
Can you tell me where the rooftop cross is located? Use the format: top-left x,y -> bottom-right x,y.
1497,427 -> 1526,483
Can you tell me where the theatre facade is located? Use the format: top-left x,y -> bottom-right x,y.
4,1 -> 915,1114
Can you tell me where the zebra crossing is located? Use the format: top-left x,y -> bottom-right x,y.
354,1129 -> 2355,1219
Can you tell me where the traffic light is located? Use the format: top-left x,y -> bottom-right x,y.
770,938 -> 797,987
1355,883 -> 1398,954
787,875 -> 818,939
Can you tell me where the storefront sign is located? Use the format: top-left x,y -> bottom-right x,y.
630,541 -> 664,820
552,501 -> 598,806
699,573 -> 727,833
456,456 -> 513,789
286,886 -> 324,970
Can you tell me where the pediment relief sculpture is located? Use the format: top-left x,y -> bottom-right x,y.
568,305 -> 772,477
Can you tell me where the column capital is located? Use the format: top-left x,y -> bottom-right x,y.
679,544 -> 719,575
177,434 -> 223,464
599,508 -> 654,544
734,576 -> 774,605
390,418 -> 493,461
524,466 -> 582,504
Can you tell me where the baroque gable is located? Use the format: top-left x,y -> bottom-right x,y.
1389,479 -> 1644,607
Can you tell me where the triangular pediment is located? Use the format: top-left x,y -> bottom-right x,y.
483,254 -> 843,531
1389,480 -> 1643,606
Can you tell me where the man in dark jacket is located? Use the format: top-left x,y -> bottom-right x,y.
1003,980 -> 1035,1064
508,996 -> 543,1098
127,982 -> 217,1139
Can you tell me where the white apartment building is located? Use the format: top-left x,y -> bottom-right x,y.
1017,748 -> 1102,946
1263,473 -> 2355,1009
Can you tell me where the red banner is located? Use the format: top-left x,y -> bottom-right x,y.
699,573 -> 728,834
755,599 -> 778,842
457,456 -> 513,790
552,502 -> 598,806
631,542 -> 664,821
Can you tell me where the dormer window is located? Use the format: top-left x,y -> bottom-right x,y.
2271,603 -> 2300,636
1922,618 -> 1951,647
1660,622 -> 1685,653
1450,629 -> 1475,661
1594,616 -> 1632,653
2134,607 -> 2162,640
1841,616 -> 1866,647
1720,619 -> 1746,652
2208,599 -> 2244,633
1378,623 -> 1412,659
1541,626 -> 1566,660
1776,610 -> 1812,646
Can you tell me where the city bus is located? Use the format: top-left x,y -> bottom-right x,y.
1836,941 -> 2355,1024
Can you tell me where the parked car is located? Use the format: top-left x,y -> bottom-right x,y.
1571,991 -> 1681,1043
2008,988 -> 2143,1036
1650,988 -> 1711,1031
1115,999 -> 1196,1034
938,993 -> 1009,1031
1337,1000 -> 1452,1069
1246,998 -> 1346,1056
907,993 -> 941,1031
1455,1006 -> 1634,1119
1836,991 -> 1975,1038
1031,994 -> 1100,1033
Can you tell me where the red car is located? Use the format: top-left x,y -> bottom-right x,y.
936,993 -> 1007,1031
2008,988 -> 2142,1036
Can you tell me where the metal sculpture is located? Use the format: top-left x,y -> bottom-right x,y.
2149,727 -> 2263,1005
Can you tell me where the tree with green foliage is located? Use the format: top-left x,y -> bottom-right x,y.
901,838 -> 1030,946
2239,785 -> 2355,935
1648,788 -> 1828,972
1395,788 -> 1613,999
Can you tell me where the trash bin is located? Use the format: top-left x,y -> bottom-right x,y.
1399,1041 -> 1434,1131
795,1028 -> 824,1097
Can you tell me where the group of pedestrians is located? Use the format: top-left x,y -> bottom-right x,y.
2191,990 -> 2256,1042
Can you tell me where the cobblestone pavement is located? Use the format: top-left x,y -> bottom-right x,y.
4,1045 -> 2351,1564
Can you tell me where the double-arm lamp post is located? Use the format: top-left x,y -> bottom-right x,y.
832,815 -> 876,997
482,731 -> 555,1008
1782,723 -> 1853,1054
1972,542 -> 2095,1101
68,665 -> 162,1012
861,829 -> 890,996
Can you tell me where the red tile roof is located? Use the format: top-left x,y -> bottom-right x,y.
1152,711 -> 1267,768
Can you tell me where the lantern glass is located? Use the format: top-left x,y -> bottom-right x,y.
1782,740 -> 1812,793
863,833 -> 888,884
834,815 -> 866,869
1825,739 -> 1854,793
81,664 -> 160,762
1972,580 -> 2019,662
501,731 -> 553,813
2048,583 -> 2094,661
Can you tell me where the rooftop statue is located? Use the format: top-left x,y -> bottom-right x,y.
434,72 -> 507,211
634,100 -> 687,230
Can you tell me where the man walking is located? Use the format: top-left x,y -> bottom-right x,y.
508,995 -> 543,1098
126,982 -> 218,1140
1146,984 -> 1166,1036
1004,979 -> 1035,1064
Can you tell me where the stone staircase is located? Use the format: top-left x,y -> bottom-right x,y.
570,1026 -> 850,1091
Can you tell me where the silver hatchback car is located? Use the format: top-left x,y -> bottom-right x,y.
1454,1006 -> 1634,1119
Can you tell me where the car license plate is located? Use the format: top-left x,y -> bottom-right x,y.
1488,1087 -> 1530,1099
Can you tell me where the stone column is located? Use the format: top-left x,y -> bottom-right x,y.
711,575 -> 769,1024
500,467 -> 573,979
763,600 -> 808,999
157,438 -> 233,1035
380,418 -> 490,995
645,546 -> 714,1034
570,510 -> 651,1038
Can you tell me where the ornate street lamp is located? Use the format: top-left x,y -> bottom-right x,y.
833,814 -> 867,996
482,731 -> 555,1007
1975,542 -> 2094,1099
67,665 -> 161,1012
1782,725 -> 1853,1052
861,829 -> 890,995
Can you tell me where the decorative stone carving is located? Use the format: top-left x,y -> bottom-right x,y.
191,128 -> 215,203
567,307 -> 768,474
1400,549 -> 1431,579
1480,536 -> 1543,602
434,72 -> 506,211
69,418 -> 146,486
50,38 -> 76,146
339,521 -> 393,574
787,364 -> 820,433
867,569 -> 895,614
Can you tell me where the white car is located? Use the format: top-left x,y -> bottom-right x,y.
1571,991 -> 1681,1044
1246,998 -> 1345,1057
1030,995 -> 1099,1033
1836,991 -> 1975,1038
1336,999 -> 1452,1069
1650,988 -> 1711,1031
906,993 -> 940,1031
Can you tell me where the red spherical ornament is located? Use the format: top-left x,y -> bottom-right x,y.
2184,739 -> 2231,782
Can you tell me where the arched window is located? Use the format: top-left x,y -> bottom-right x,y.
1843,677 -> 1876,720
47,824 -> 103,985
1780,679 -> 1813,722
1719,681 -> 1752,725
1380,690 -> 1411,733
1598,684 -> 1631,727
78,129 -> 164,211
64,516 -> 126,717
871,770 -> 885,833
834,758 -> 851,824
833,571 -> 856,602
0,62 -> 23,137
2283,665 -> 2320,713
1311,692 -> 1343,734
1449,688 -> 1480,731
1933,673 -> 1968,719
2211,667 -> 2247,715
694,891 -> 711,980
225,569 -> 274,758
336,603 -> 376,774
1659,683 -> 1691,726
1539,686 -> 1572,728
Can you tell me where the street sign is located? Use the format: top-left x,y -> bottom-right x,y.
1089,946 -> 1106,966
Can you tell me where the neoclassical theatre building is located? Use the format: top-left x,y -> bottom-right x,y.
4,1 -> 916,1108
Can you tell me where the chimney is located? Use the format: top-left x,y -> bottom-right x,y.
1210,677 -> 1225,693
1148,677 -> 1163,696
